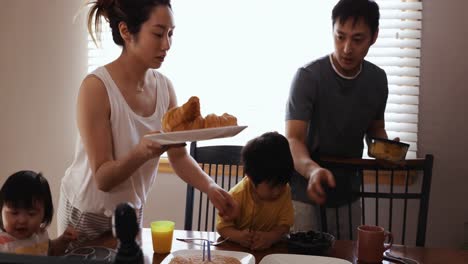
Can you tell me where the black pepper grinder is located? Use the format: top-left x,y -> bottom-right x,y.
112,203 -> 144,264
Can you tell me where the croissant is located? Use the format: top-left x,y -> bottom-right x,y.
171,116 -> 205,131
204,113 -> 238,128
204,114 -> 221,128
162,96 -> 201,132
161,96 -> 238,132
220,113 -> 238,126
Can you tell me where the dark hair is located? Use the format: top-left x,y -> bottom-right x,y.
87,0 -> 172,46
332,0 -> 380,37
0,171 -> 54,230
242,132 -> 294,187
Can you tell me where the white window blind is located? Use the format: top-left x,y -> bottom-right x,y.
88,0 -> 422,158
367,0 -> 422,158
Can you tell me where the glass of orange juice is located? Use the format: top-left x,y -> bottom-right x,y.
151,220 -> 175,253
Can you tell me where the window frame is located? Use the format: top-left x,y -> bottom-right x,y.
87,0 -> 423,184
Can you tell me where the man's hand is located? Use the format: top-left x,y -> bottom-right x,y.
307,167 -> 336,205
375,137 -> 405,168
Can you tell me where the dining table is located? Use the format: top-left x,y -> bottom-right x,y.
86,228 -> 468,264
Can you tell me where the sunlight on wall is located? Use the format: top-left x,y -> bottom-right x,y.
89,0 -> 335,146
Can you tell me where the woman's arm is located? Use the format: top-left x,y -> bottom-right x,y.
77,76 -> 167,192
167,147 -> 238,220
165,84 -> 238,220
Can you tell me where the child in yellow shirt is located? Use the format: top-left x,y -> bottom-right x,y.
216,132 -> 294,250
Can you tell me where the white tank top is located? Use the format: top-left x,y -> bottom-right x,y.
61,66 -> 171,215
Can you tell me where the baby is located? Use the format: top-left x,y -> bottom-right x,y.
216,132 -> 295,250
0,170 -> 77,255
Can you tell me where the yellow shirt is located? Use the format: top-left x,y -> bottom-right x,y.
216,177 -> 294,232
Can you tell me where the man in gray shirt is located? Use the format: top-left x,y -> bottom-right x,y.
285,0 -> 391,237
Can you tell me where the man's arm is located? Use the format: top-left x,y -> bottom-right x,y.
367,119 -> 388,139
285,120 -> 335,204
286,120 -> 319,178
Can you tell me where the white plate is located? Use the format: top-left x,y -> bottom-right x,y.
144,126 -> 247,145
161,249 -> 255,264
259,254 -> 351,264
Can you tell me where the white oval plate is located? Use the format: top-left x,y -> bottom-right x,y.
161,249 -> 255,264
259,254 -> 351,264
144,126 -> 247,145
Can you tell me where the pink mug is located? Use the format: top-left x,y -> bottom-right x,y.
357,225 -> 393,263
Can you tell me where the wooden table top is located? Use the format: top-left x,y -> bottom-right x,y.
86,229 -> 468,264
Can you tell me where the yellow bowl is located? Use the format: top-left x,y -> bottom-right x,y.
367,137 -> 410,161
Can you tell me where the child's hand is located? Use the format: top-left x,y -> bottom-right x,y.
251,231 -> 274,250
60,226 -> 78,242
238,229 -> 254,248
49,226 -> 78,256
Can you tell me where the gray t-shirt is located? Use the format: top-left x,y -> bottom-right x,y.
286,55 -> 388,206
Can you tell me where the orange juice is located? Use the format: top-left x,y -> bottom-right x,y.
151,220 -> 175,253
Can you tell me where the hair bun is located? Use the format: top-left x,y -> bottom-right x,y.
97,0 -> 115,9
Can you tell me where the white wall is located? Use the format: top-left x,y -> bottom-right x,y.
0,1 -> 87,237
143,172 -> 187,230
419,0 -> 468,248
1,0 -> 467,249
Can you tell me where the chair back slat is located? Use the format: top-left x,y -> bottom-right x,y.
417,154 -> 434,246
184,184 -> 195,230
347,203 -> 353,240
335,208 -> 341,239
389,169 -> 394,234
197,189 -> 203,231
375,169 -> 380,227
184,142 -> 244,232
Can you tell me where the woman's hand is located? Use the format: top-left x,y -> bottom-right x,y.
134,135 -> 169,161
134,132 -> 186,162
206,183 -> 239,221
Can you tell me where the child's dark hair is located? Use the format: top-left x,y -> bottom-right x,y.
332,0 -> 380,37
87,0 -> 172,46
242,132 -> 294,186
0,171 -> 54,230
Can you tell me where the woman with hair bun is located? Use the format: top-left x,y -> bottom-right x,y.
58,0 -> 238,248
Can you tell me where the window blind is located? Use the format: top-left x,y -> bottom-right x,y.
87,0 -> 422,158
367,0 -> 422,158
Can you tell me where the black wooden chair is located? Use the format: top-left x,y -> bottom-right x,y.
184,142 -> 244,231
317,154 -> 433,247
